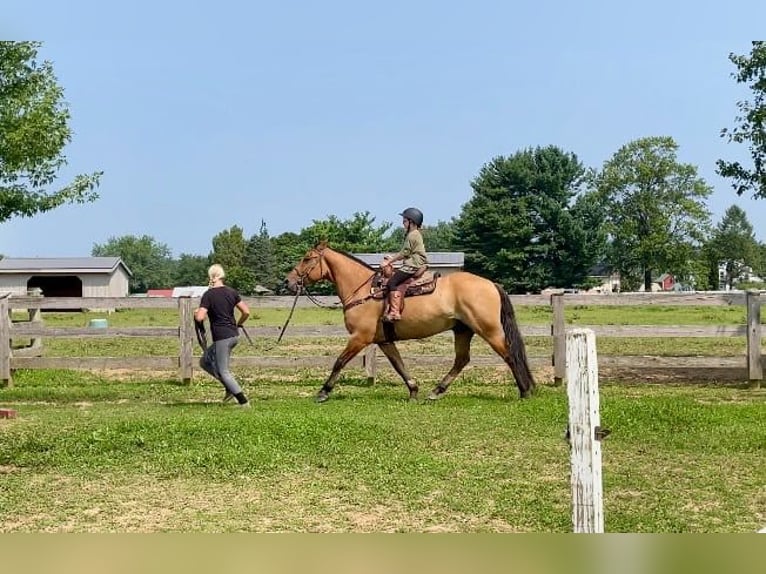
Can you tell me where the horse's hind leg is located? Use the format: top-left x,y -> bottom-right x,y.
378,342 -> 418,401
428,324 -> 474,400
316,335 -> 369,403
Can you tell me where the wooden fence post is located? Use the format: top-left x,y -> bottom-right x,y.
27,287 -> 43,351
746,290 -> 762,388
0,294 -> 11,387
566,328 -> 604,533
551,292 -> 566,386
363,345 -> 377,384
178,296 -> 194,384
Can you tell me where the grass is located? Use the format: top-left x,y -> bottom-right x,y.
2,304 -> 765,532
0,367 -> 764,533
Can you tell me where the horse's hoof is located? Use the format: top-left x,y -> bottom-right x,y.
408,394 -> 418,403
315,391 -> 330,404
427,390 -> 445,401
520,390 -> 533,399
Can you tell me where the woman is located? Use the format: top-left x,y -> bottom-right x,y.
382,207 -> 428,321
194,264 -> 251,407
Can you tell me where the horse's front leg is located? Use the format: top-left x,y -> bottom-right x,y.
377,342 -> 418,401
316,336 -> 370,403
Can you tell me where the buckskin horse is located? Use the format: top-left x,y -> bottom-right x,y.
285,241 -> 536,403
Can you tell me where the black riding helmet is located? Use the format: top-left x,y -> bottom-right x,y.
399,207 -> 423,227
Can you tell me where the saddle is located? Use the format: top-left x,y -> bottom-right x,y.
371,266 -> 440,299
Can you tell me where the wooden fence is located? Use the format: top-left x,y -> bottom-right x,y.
1,291 -> 763,388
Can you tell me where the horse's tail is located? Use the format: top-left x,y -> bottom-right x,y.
495,282 -> 536,397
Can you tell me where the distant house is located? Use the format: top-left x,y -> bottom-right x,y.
718,262 -> 764,290
656,273 -> 675,291
171,286 -> 208,298
586,262 -> 621,293
0,257 -> 132,298
145,285 -> 272,297
146,289 -> 174,298
352,252 -> 464,276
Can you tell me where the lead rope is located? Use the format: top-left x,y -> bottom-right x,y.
245,287 -> 302,352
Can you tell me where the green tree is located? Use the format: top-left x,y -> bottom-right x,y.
453,146 -> 605,293
299,211 -> 395,253
593,136 -> 712,291
211,225 -> 255,294
173,253 -> 210,286
271,231 -> 307,294
754,242 -> 766,280
706,205 -> 761,289
388,218 -> 457,251
717,41 -> 766,198
245,220 -> 279,291
92,235 -> 173,293
0,41 -> 101,222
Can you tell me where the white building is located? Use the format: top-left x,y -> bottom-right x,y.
352,252 -> 464,276
0,257 -> 132,297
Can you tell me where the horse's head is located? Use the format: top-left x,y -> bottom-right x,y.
285,241 -> 330,293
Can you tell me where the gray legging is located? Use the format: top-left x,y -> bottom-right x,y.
213,336 -> 242,395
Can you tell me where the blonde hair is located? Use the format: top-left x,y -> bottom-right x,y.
208,264 -> 225,287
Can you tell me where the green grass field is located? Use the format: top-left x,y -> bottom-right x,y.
1,305 -> 764,532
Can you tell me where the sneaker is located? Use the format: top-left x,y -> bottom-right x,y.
222,391 -> 235,403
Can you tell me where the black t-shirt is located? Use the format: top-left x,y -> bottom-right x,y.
199,285 -> 242,341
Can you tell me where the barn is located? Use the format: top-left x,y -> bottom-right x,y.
352,252 -> 464,276
0,257 -> 132,298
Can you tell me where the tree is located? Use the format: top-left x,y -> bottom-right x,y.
271,231 -> 307,294
173,253 -> 210,286
717,41 -> 766,198
92,235 -> 173,293
245,220 -> 279,291
210,225 -> 255,294
298,211 -> 395,253
0,41 -> 101,223
388,218 -> 457,251
453,146 -> 605,293
706,205 -> 761,289
593,137 -> 712,291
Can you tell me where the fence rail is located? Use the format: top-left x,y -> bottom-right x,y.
1,291 -> 763,388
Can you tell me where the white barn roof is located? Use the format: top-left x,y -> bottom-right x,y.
353,252 -> 464,268
172,286 -> 209,297
0,257 -> 132,276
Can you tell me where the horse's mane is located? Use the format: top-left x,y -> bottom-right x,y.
314,241 -> 375,271
325,246 -> 375,270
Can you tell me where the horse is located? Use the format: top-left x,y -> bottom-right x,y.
285,241 -> 536,403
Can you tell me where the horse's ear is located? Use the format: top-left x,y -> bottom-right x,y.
317,239 -> 328,249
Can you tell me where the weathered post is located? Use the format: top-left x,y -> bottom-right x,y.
363,345 -> 377,384
0,294 -> 11,387
566,328 -> 604,533
27,287 -> 43,352
746,290 -> 762,389
178,296 -> 194,384
551,292 -> 566,386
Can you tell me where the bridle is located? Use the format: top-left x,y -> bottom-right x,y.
292,247 -> 380,311
293,248 -> 328,288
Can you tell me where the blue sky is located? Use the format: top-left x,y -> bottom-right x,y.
2,1 -> 765,257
